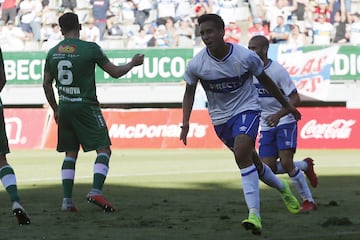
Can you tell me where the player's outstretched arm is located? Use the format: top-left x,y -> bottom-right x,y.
101,53 -> 144,79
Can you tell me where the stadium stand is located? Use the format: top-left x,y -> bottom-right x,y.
1,0 -> 360,50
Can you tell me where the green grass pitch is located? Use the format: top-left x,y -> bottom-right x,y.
0,149 -> 359,240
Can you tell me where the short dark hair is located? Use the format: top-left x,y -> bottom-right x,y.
59,12 -> 80,33
198,14 -> 225,30
250,35 -> 269,49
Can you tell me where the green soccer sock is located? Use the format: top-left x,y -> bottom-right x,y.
92,153 -> 110,192
62,157 -> 76,198
0,165 -> 20,202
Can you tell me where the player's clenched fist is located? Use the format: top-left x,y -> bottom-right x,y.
131,54 -> 145,66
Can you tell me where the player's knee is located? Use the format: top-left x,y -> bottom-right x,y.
97,147 -> 111,158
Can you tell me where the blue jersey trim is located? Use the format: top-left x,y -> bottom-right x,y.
206,43 -> 233,62
263,59 -> 273,70
241,166 -> 257,177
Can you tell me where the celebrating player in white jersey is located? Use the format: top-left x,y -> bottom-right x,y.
249,35 -> 318,212
180,13 -> 302,236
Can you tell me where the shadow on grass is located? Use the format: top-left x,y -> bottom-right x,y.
0,175 -> 359,240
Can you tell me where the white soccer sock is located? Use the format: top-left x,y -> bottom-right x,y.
240,165 -> 260,217
276,160 -> 307,174
62,157 -> 76,180
290,168 -> 314,202
0,165 -> 16,188
259,162 -> 284,191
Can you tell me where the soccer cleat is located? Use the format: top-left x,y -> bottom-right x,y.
301,200 -> 318,212
280,179 -> 300,214
303,158 -> 318,188
86,194 -> 115,212
242,213 -> 262,235
12,201 -> 31,226
61,198 -> 79,212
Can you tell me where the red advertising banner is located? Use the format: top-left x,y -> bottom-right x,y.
297,107 -> 359,149
18,107 -> 360,150
4,109 -> 49,149
102,109 -> 224,149
42,108 -> 224,149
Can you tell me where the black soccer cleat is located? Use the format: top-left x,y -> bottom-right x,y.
13,208 -> 31,226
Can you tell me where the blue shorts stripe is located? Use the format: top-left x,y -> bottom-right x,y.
245,113 -> 260,137
214,110 -> 260,150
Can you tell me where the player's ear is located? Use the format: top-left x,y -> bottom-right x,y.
220,28 -> 225,37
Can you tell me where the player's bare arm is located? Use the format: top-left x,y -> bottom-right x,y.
257,71 -> 301,121
101,53 -> 144,78
43,72 -> 59,123
180,83 -> 197,145
266,91 -> 301,127
0,57 -> 6,93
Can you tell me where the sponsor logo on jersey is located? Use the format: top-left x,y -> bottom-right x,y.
255,83 -> 286,97
201,75 -> 247,93
57,45 -> 77,54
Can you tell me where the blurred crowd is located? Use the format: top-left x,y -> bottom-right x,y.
0,0 -> 360,51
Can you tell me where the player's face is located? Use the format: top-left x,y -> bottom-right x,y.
199,21 -> 224,50
248,40 -> 260,53
248,39 -> 264,58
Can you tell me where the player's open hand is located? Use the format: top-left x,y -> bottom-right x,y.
266,114 -> 280,127
131,54 -> 144,66
289,105 -> 301,121
179,125 -> 189,145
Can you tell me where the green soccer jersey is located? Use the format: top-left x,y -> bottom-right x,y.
0,49 -> 9,154
44,38 -> 110,105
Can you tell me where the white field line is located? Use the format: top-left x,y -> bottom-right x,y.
17,168 -> 238,183
16,161 -> 360,183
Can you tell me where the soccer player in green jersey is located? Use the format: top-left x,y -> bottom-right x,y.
0,48 -> 31,225
43,12 -> 144,212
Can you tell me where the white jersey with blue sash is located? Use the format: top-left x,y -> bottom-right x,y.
253,59 -> 298,131
184,43 -> 263,125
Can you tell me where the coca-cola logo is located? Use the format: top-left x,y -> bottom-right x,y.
300,119 -> 356,139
